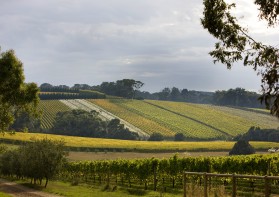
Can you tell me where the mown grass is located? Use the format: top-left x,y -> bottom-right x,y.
13,179 -> 182,197
0,132 -> 278,152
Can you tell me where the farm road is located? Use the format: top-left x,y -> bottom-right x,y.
0,179 -> 62,197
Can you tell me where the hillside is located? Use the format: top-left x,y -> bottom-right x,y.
38,99 -> 279,140
90,99 -> 279,139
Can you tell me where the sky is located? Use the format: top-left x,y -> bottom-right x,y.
0,0 -> 278,93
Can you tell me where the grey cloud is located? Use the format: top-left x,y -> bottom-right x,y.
0,0 -> 271,92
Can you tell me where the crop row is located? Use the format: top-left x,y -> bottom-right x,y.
91,99 -> 224,138
38,100 -> 71,129
61,154 -> 279,195
90,99 -> 174,136
90,99 -> 279,139
145,100 -> 272,137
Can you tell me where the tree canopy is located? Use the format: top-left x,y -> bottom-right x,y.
51,109 -> 139,140
201,0 -> 279,116
0,138 -> 67,187
0,49 -> 39,132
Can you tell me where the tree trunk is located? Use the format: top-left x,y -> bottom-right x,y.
45,178 -> 48,188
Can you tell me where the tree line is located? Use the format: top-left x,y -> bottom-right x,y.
49,110 -> 139,140
39,90 -> 106,100
41,80 -> 264,109
234,126 -> 279,142
40,79 -> 144,99
137,87 -> 263,108
10,109 -> 140,140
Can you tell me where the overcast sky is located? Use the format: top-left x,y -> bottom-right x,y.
1,0 -> 278,93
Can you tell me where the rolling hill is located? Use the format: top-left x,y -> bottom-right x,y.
38,99 -> 279,140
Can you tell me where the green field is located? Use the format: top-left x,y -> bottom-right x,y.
36,99 -> 279,140
0,132 -> 278,152
90,99 -> 279,139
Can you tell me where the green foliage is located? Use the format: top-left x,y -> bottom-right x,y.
174,133 -> 186,141
0,139 -> 67,187
51,109 -> 139,140
60,153 -> 279,193
10,111 -> 41,132
98,79 -> 144,99
234,126 -> 279,142
201,0 -> 279,117
148,133 -> 164,141
229,140 -> 255,155
0,49 -> 39,132
214,88 -> 262,108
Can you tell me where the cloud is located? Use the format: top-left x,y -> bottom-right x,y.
0,0 -> 274,92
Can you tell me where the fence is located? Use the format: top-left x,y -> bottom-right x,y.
183,172 -> 279,197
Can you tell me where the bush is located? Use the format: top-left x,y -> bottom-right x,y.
148,132 -> 164,141
174,133 -> 186,141
229,140 -> 255,155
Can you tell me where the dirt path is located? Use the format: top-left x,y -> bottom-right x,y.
0,179 -> 62,197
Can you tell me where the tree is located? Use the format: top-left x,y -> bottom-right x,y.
174,133 -> 186,141
201,0 -> 279,116
148,132 -> 164,141
229,140 -> 255,155
0,139 -> 68,187
0,49 -> 39,132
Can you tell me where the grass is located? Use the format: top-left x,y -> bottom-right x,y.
14,179 -> 182,197
0,191 -> 12,197
0,132 -> 278,152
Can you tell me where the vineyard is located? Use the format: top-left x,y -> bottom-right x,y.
38,100 -> 71,129
60,154 -> 279,196
90,99 -> 279,139
0,132 -> 278,152
36,99 -> 279,140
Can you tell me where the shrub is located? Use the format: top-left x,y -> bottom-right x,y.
174,133 -> 186,141
229,140 -> 255,155
148,132 -> 164,141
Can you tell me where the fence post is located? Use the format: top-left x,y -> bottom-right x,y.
204,173 -> 208,197
183,173 -> 186,197
232,173 -> 236,197
265,176 -> 270,197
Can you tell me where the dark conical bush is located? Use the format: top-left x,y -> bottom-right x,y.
229,140 -> 255,155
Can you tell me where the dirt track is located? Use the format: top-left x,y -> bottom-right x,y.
0,179 -> 62,197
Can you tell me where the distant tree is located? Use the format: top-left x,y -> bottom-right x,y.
148,132 -> 164,141
40,83 -> 53,89
0,49 -> 39,132
174,133 -> 186,141
229,140 -> 255,155
158,87 -> 171,100
10,111 -> 41,132
170,87 -> 181,101
202,0 -> 279,116
51,110 -> 139,140
181,89 -> 189,100
116,79 -> 144,98
213,88 -> 262,108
